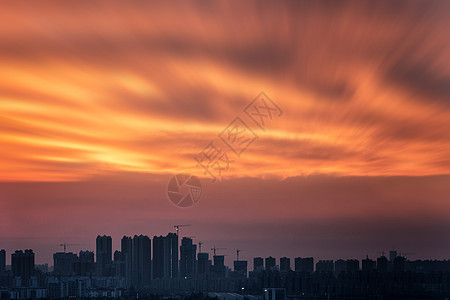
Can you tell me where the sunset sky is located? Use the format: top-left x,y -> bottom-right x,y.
1,1 -> 450,266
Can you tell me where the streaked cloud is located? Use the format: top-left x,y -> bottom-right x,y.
1,1 -> 449,182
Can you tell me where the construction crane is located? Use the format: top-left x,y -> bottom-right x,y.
59,242 -> 80,253
236,249 -> 241,261
211,246 -> 226,256
174,224 -> 191,237
198,241 -> 204,253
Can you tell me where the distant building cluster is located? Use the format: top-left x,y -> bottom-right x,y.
1,238 -> 450,299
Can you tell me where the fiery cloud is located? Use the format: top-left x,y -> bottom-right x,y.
1,1 -> 450,182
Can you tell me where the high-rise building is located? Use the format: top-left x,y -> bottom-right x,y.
152,233 -> 178,279
74,251 -> 95,276
114,250 -> 123,261
0,249 -> 5,272
294,257 -> 301,272
389,250 -> 397,262
362,256 -> 375,272
377,255 -> 388,273
11,250 -> 35,286
121,236 -> 133,287
213,255 -> 225,277
316,260 -> 334,273
53,252 -> 77,275
197,253 -> 210,274
265,256 -> 276,271
96,235 -> 112,277
35,263 -> 48,273
280,257 -> 291,272
393,256 -> 406,272
233,260 -> 248,278
164,233 -> 178,279
346,259 -> 359,273
334,259 -> 346,275
254,257 -> 264,272
179,237 -> 196,278
132,235 -> 151,288
113,250 -> 126,278
153,235 -> 164,279
300,257 -> 314,273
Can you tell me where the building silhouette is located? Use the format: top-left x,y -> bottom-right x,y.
152,233 -> 178,279
213,255 -> 225,277
179,237 -> 196,279
294,257 -> 301,272
197,252 -> 210,274
0,249 -> 5,272
346,259 -> 359,273
389,250 -> 397,262
254,257 -> 264,272
74,250 -> 94,276
233,260 -> 248,278
334,259 -> 362,275
165,233 -> 178,279
334,259 -> 346,275
362,256 -> 375,272
132,235 -> 151,288
96,235 -> 112,277
265,256 -> 276,271
11,250 -> 34,287
393,256 -> 406,272
316,260 -> 334,273
121,236 -> 133,286
280,257 -> 291,272
113,250 -> 126,278
295,257 -> 314,273
152,235 -> 164,279
53,252 -> 77,276
377,255 -> 388,273
3,233 -> 450,299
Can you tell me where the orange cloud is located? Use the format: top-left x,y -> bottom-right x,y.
1,1 -> 449,182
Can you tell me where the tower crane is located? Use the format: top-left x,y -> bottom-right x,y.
59,242 -> 80,253
211,246 -> 226,256
174,224 -> 191,237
